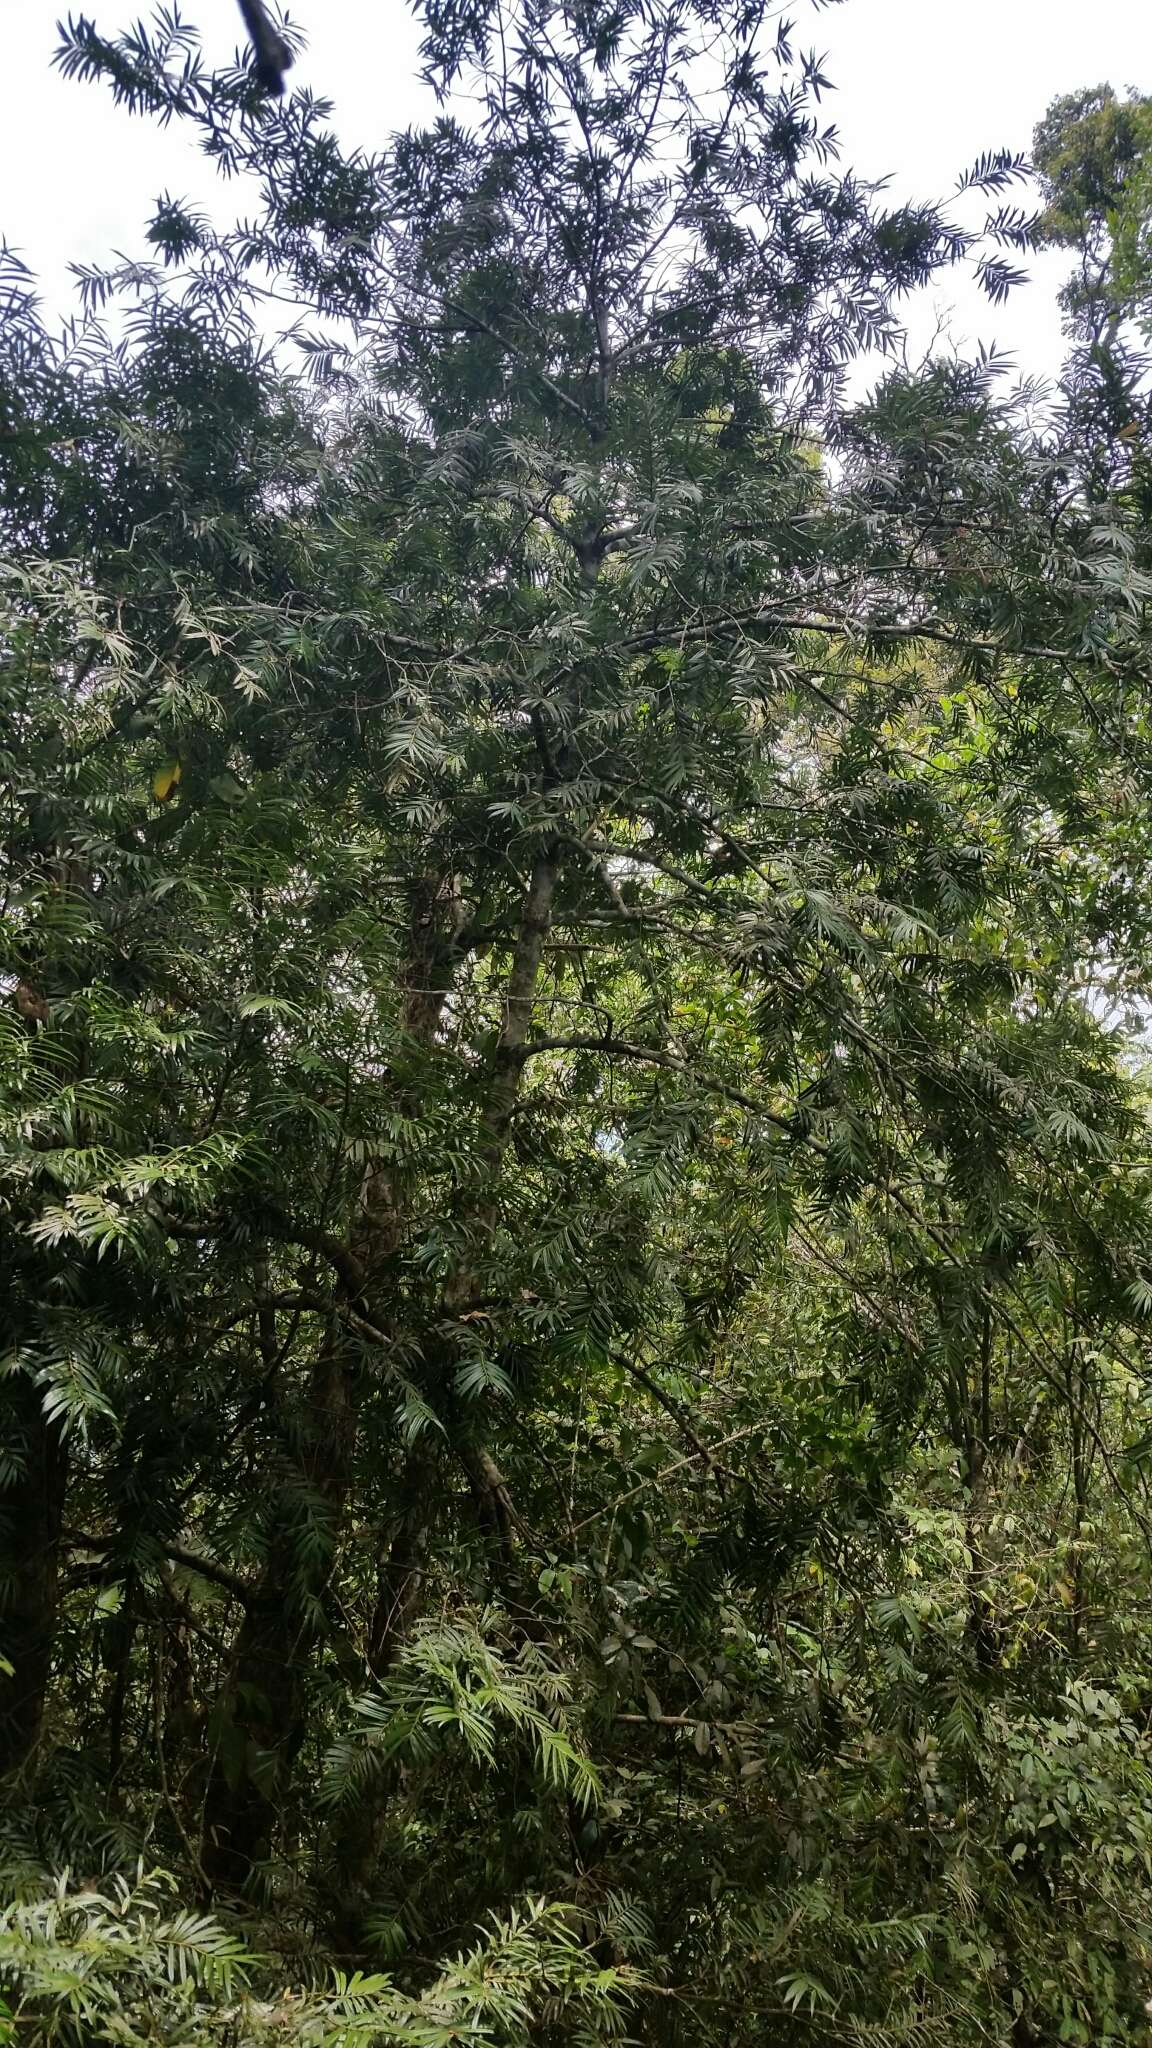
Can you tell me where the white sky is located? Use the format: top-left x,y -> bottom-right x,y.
2,0 -> 1151,388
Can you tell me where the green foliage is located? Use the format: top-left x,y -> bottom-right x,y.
0,1875 -> 640,2047
0,1870 -> 250,2046
1035,85 -> 1152,328
323,1611 -> 601,1814
4,1 -> 1152,2042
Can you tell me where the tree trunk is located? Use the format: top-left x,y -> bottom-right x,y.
201,841 -> 555,1893
329,1445 -> 442,1926
0,1370 -> 67,1776
329,851 -> 558,1933
367,1453 -> 438,1675
439,849 -> 558,1557
201,872 -> 466,1894
201,1335 -> 357,1890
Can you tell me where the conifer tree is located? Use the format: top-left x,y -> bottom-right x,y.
3,3 -> 1152,2039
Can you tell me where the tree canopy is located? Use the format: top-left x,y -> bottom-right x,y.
4,3 -> 1152,2043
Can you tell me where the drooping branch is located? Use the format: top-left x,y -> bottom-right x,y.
616,604 -> 1124,668
64,1532 -> 254,1607
518,1033 -> 801,1139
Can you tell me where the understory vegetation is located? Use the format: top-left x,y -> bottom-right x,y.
4,2 -> 1152,2041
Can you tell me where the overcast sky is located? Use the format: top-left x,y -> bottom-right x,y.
2,0 -> 1150,388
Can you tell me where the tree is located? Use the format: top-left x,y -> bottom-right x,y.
4,2 -> 1152,2041
1034,84 -> 1152,332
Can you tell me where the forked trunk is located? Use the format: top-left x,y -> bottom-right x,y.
201,872 -> 466,1893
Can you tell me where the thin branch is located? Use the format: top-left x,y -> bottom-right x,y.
64,1531 -> 253,1607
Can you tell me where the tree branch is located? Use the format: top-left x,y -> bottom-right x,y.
64,1531 -> 253,1606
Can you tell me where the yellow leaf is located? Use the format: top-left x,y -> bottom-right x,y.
152,759 -> 182,803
